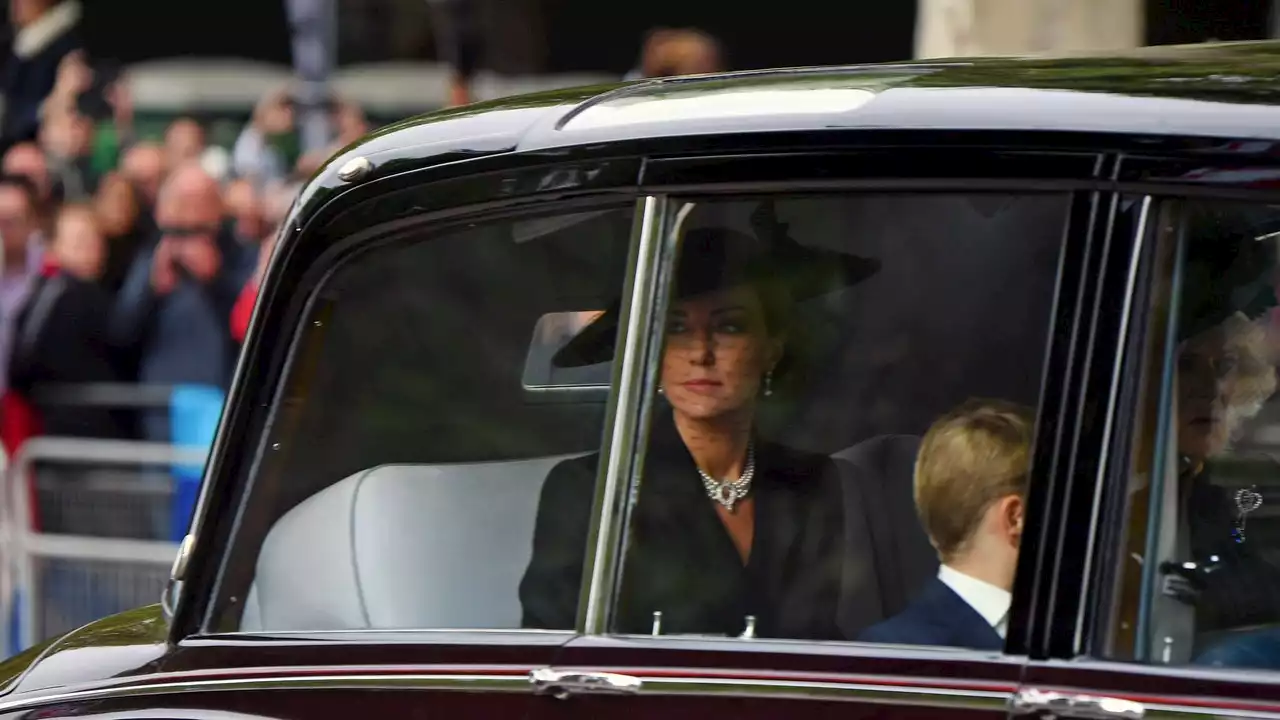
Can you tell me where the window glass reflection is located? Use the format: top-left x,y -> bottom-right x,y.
522,193 -> 1070,643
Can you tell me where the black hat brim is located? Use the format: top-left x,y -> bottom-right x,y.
552,241 -> 879,368
1178,210 -> 1279,342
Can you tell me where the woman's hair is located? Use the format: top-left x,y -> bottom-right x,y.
914,398 -> 1035,563
1215,312 -> 1277,451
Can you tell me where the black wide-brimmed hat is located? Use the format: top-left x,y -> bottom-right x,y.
552,202 -> 880,368
1179,208 -> 1279,342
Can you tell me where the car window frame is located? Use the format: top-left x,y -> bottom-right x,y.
191,191 -> 652,640
1046,157 -> 1280,704
521,175 -> 1125,719
588,179 -> 1111,660
1007,189 -> 1280,715
1083,191 -> 1280,661
176,141 -> 1158,667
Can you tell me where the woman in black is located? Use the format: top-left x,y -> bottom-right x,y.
1118,212 -> 1280,666
519,208 -> 877,640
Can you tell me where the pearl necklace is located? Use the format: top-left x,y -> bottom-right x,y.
698,444 -> 755,512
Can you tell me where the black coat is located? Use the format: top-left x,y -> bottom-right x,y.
519,412 -> 846,640
1186,463 -> 1280,637
0,14 -> 81,148
9,272 -> 131,438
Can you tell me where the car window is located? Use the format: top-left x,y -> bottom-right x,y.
219,203 -> 636,632
518,192 -> 1071,643
523,311 -> 611,392
1106,198 -> 1280,669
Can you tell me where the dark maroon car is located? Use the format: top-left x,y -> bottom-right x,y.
6,40 -> 1280,720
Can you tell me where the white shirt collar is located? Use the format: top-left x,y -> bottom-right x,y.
13,0 -> 80,59
938,565 -> 1012,639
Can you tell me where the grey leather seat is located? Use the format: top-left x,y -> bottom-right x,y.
832,434 -> 937,639
241,436 -> 935,637
240,454 -> 583,632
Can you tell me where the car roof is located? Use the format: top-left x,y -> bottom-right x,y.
287,40 -> 1280,235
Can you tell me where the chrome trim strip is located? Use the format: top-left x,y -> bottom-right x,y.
1013,686 -> 1280,720
635,676 -> 1010,710
0,670 -> 1012,714
1077,194 -> 1152,651
0,674 -> 532,713
580,195 -> 673,634
1142,701 -> 1280,720
4,668 -> 1269,717
196,628 -> 576,638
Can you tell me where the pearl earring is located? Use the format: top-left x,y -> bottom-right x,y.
657,386 -> 665,395
763,370 -> 774,397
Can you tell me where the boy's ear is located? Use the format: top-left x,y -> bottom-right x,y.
1003,494 -> 1026,540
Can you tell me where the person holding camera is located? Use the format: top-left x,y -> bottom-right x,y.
109,162 -> 255,441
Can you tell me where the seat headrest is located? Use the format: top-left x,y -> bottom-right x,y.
832,434 -> 922,476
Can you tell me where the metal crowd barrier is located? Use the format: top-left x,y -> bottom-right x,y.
7,438 -> 208,650
29,383 -> 177,409
2,382 -> 217,653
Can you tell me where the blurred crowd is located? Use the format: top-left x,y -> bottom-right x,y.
0,0 -> 730,454
0,0 -> 385,451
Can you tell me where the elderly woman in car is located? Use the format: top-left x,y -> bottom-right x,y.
1121,214 -> 1280,665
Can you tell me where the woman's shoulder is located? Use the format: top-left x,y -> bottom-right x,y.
540,451 -> 602,498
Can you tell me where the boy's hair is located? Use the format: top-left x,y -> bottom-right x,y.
914,398 -> 1035,563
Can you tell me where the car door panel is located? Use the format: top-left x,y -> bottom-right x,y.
0,684 -> 536,720
531,638 -> 1023,720
1018,662 -> 1280,719
1018,164 -> 1280,717
0,634 -> 564,720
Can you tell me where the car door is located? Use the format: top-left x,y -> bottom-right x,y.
527,149 -> 1133,719
1012,160 -> 1280,717
10,167 -> 663,720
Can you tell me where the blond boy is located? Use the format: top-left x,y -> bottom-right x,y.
859,399 -> 1034,649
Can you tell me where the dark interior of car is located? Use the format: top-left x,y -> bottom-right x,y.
237,192 -> 1073,633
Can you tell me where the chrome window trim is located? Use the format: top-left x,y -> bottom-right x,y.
199,197 -> 646,637
597,630 -> 1027,657
196,627 -> 576,638
579,195 -> 676,634
1133,201 -> 1190,662
1075,195 -> 1153,652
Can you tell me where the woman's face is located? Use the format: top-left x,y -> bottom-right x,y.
660,284 -> 781,423
1176,316 -> 1277,464
164,120 -> 205,165
1177,329 -> 1234,463
54,211 -> 105,282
